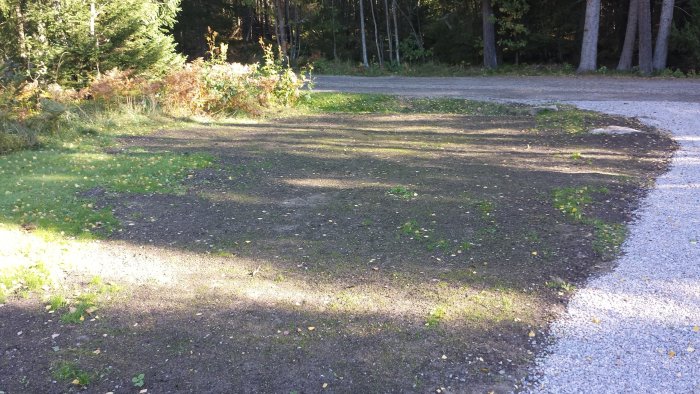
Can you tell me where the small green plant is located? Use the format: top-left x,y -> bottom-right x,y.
52,362 -> 92,386
476,200 -> 495,219
387,186 -> 416,200
569,152 -> 583,160
400,220 -> 421,236
426,306 -> 447,327
545,279 -> 576,293
132,373 -> 145,388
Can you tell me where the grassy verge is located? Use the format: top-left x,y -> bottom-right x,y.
0,106 -> 215,302
297,92 -> 524,115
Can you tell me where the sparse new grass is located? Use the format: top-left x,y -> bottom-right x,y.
536,108 -> 603,134
0,92 -> 676,393
51,361 -> 92,386
552,186 -> 626,259
0,262 -> 52,303
387,185 -> 417,200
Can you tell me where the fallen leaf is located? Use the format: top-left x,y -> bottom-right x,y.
71,379 -> 80,385
441,354 -> 447,360
308,327 -> 316,331
687,346 -> 695,353
693,325 -> 699,332
93,349 -> 101,355
591,317 -> 601,324
528,331 -> 536,338
668,350 -> 676,358
322,383 -> 328,389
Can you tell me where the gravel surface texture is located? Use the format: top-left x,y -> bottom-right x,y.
315,76 -> 700,393
527,101 -> 700,393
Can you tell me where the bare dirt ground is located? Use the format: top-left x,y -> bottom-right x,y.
0,108 -> 675,393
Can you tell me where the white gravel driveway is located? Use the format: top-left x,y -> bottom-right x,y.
315,76 -> 700,392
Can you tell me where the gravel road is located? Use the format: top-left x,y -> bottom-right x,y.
316,76 -> 700,393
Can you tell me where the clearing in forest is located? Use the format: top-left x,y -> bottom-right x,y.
0,94 -> 675,392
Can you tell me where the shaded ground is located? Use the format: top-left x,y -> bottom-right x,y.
0,109 -> 675,393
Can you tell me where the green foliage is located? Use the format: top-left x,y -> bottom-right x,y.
670,0 -> 700,72
0,0 -> 184,86
495,0 -> 530,61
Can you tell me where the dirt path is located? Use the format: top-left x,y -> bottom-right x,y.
315,75 -> 700,103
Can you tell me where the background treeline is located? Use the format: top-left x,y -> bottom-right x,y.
174,0 -> 700,72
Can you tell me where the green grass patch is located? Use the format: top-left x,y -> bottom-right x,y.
0,262 -> 52,303
536,108 -> 603,134
0,145 -> 213,238
299,92 -> 522,116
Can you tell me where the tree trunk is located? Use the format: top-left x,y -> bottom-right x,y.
578,0 -> 600,72
331,0 -> 338,59
90,1 -> 101,75
384,0 -> 393,63
653,0 -> 674,71
275,0 -> 288,56
637,0 -> 653,74
481,0 -> 497,69
369,0 -> 382,66
15,1 -> 28,66
392,0 -> 400,65
359,0 -> 369,67
617,0 -> 638,70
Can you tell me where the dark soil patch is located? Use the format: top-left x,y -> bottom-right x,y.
0,111 -> 675,393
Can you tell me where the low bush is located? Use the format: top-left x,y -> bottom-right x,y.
0,41 -> 311,154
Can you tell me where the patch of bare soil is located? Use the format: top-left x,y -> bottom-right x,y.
0,112 -> 675,393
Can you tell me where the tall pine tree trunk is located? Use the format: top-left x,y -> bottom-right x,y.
653,0 -> 675,71
359,0 -> 369,67
578,0 -> 600,72
617,0 -> 638,70
392,0 -> 400,65
384,0 -> 393,63
369,0 -> 382,66
637,0 -> 653,74
481,0 -> 497,69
